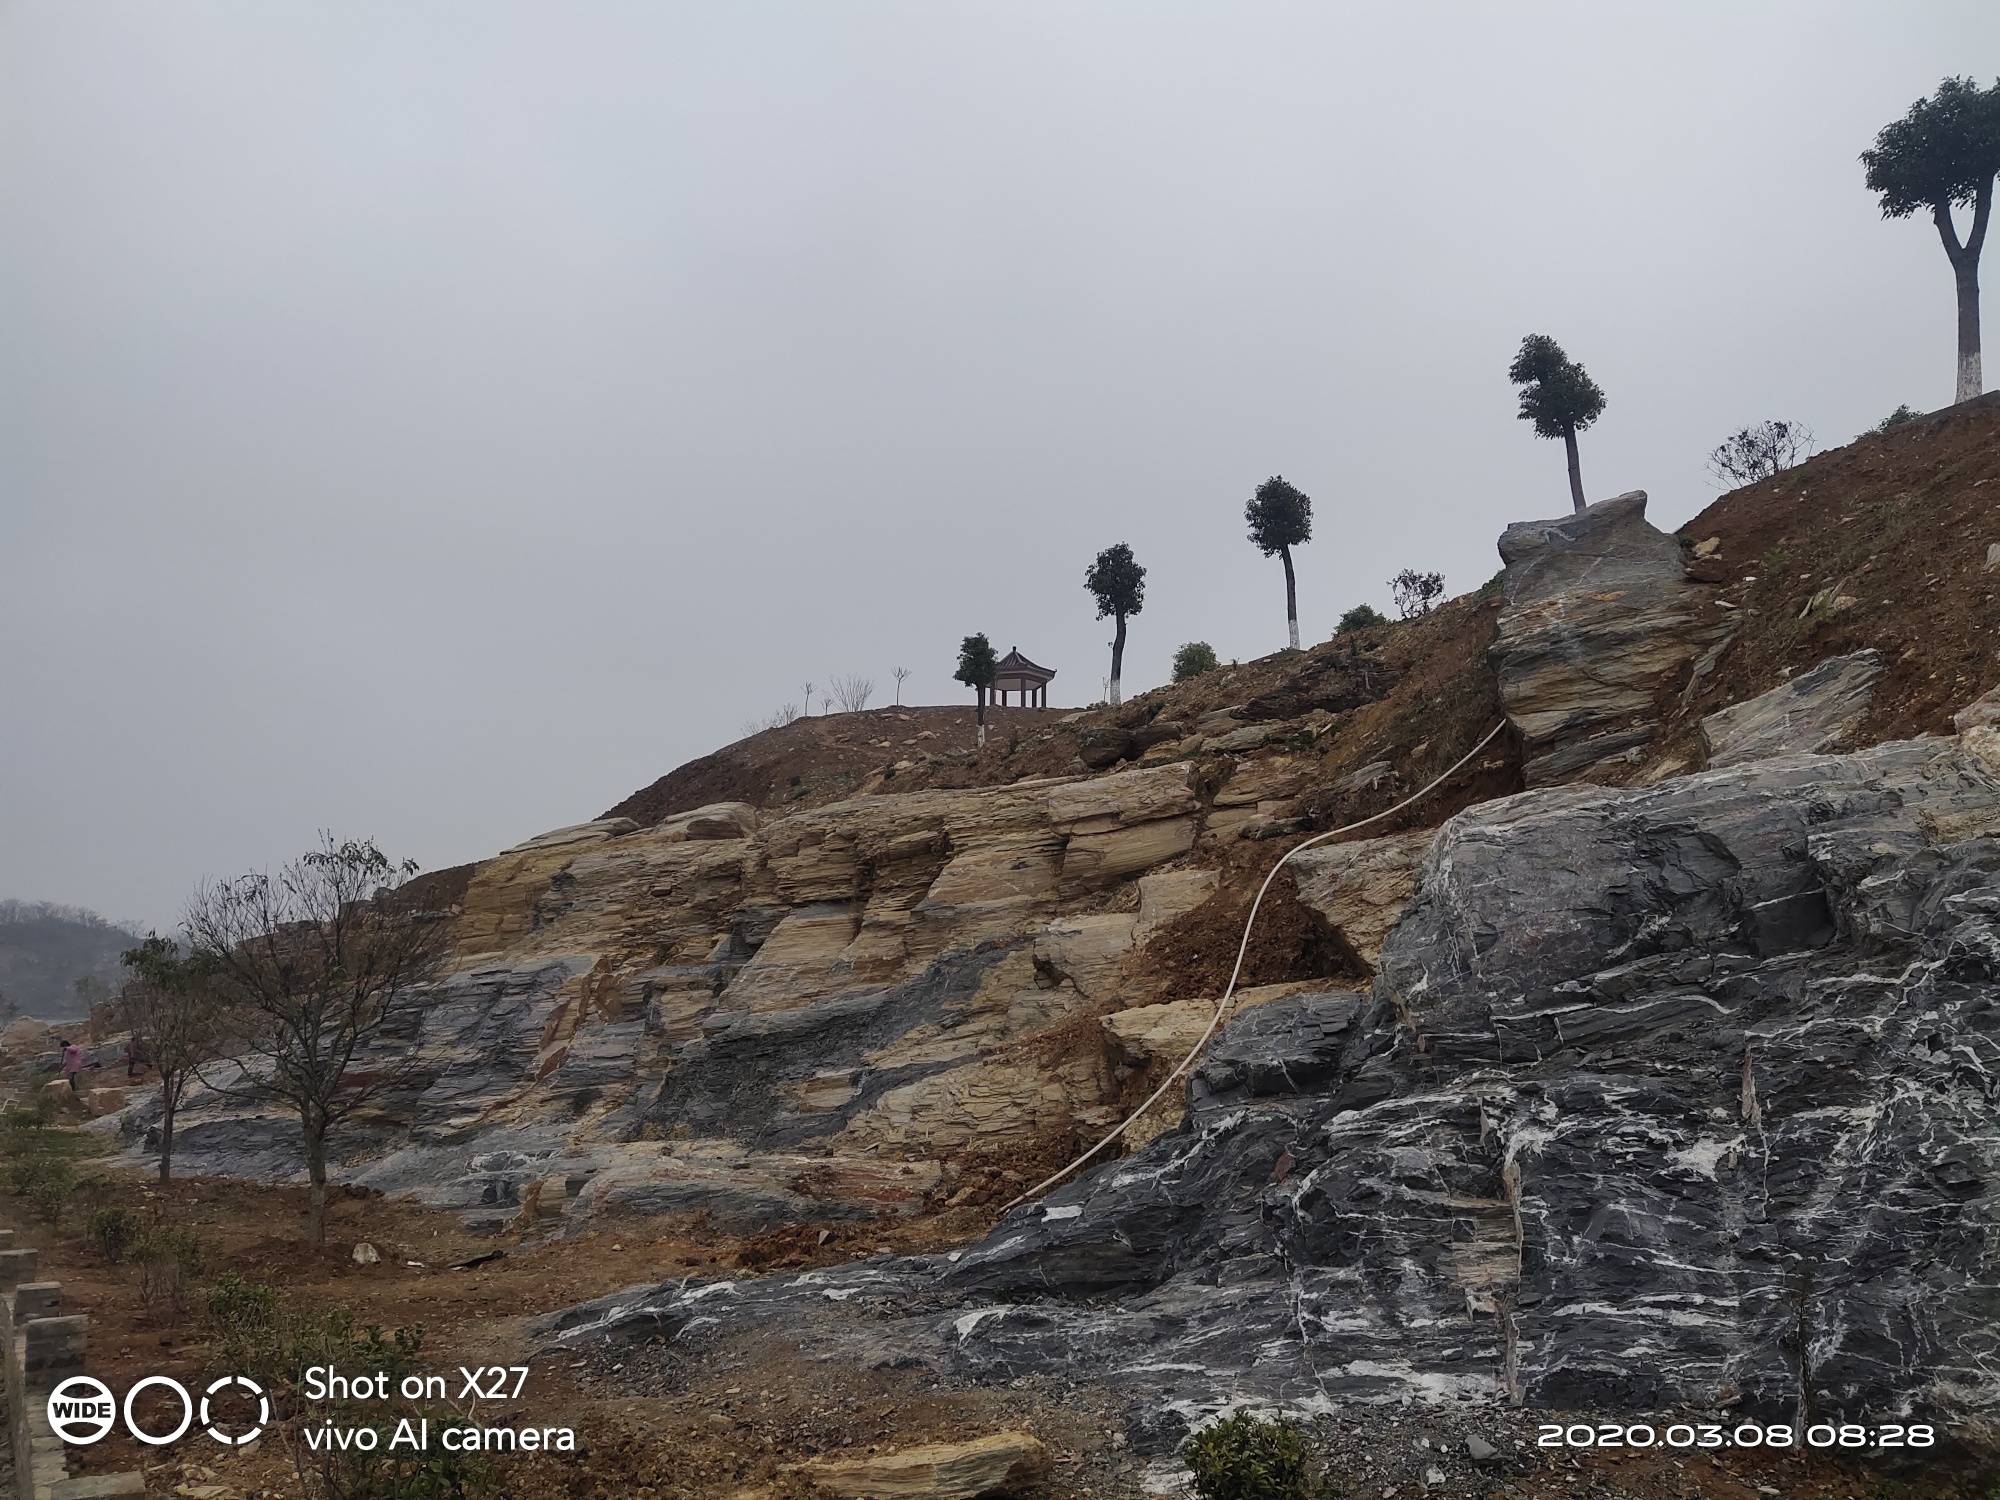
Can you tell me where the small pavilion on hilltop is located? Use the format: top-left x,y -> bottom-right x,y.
992,647 -> 1056,708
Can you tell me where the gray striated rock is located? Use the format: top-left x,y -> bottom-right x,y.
1491,491 -> 1723,785
1701,650 -> 1883,767
541,731 -> 2000,1449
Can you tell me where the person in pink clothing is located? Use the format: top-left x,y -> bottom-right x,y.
57,1038 -> 98,1094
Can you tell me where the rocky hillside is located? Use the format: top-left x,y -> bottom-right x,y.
90,399 -> 2000,1486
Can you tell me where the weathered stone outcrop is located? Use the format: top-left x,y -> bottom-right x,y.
1701,649 -> 1883,767
544,728 -> 2000,1449
130,764 -> 1286,1230
1287,826 -> 1432,972
1491,491 -> 1722,785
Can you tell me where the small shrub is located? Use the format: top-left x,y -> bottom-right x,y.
6,1152 -> 49,1196
1873,403 -> 1921,433
1172,641 -> 1220,682
208,1272 -> 281,1331
87,1205 -> 140,1263
1335,604 -> 1386,634
26,1160 -> 76,1224
135,1222 -> 208,1318
1706,418 -> 1813,487
1183,1411 -> 1334,1500
1389,569 -> 1444,620
1,1091 -> 60,1131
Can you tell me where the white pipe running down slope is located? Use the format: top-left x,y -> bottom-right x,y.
1001,718 -> 1511,1215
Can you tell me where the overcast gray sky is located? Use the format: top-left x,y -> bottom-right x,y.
4,2 -> 1995,927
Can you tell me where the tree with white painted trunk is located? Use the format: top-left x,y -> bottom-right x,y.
1863,77 -> 2000,406
954,633 -> 997,747
183,835 -> 448,1244
1084,542 -> 1145,708
1508,334 -> 1606,513
1244,476 -> 1313,650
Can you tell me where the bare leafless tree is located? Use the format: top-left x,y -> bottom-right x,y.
801,681 -> 815,716
1706,419 -> 1814,488
742,702 -> 803,736
118,934 -> 225,1183
892,666 -> 912,705
183,835 -> 448,1243
830,673 -> 875,712
1390,568 -> 1444,619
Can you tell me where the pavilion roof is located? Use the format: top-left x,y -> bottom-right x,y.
994,647 -> 1055,680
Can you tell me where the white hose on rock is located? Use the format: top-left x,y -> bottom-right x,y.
1000,718 -> 1511,1216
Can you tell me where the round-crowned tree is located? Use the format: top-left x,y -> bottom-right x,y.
1083,543 -> 1146,707
1244,476 -> 1313,650
1862,77 -> 2000,405
954,633 -> 997,747
1508,335 -> 1606,513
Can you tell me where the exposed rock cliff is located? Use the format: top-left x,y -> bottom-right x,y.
545,725 -> 2000,1450
132,756 -> 1366,1231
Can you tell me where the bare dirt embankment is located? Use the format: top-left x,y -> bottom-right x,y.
1671,393 -> 2000,747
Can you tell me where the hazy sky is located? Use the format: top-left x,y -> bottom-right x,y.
4,2 -> 1995,927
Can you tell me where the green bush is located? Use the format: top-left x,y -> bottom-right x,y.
26,1161 -> 75,1225
207,1290 -> 485,1500
87,1206 -> 140,1263
1335,604 -> 1386,634
1173,641 -> 1220,682
1,1090 -> 60,1131
1182,1412 -> 1336,1500
134,1222 -> 208,1317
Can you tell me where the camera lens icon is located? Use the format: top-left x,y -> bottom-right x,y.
201,1374 -> 269,1446
45,1376 -> 118,1446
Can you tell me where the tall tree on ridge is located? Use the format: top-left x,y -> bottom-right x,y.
1508,334 -> 1606,513
1863,76 -> 2000,404
1084,542 -> 1146,707
954,633 -> 997,747
1244,476 -> 1314,650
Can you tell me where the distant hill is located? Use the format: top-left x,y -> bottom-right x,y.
0,901 -> 146,1021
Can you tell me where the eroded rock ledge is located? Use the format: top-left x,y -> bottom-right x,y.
543,729 -> 2000,1450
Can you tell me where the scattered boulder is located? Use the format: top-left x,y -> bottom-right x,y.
1700,649 -> 1882,767
351,1242 -> 380,1265
1209,723 -> 1274,753
656,802 -> 759,841
1074,723 -> 1180,770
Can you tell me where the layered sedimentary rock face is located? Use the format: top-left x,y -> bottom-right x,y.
132,758 -> 1318,1229
1491,491 -> 1725,785
546,729 -> 2000,1448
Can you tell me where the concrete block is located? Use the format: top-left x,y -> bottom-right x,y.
14,1280 -> 62,1320
0,1245 -> 41,1290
